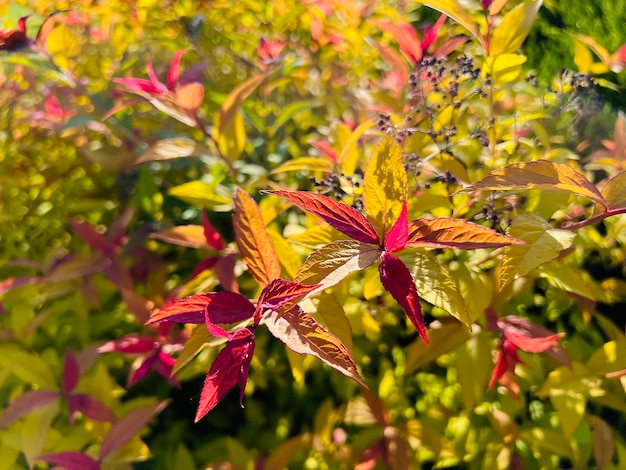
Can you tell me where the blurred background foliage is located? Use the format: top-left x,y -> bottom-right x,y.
1,0 -> 626,469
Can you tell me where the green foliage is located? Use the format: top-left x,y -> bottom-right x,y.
1,0 -> 626,469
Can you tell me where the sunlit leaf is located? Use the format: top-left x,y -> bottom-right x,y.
500,213 -> 576,288
406,217 -> 523,249
175,82 -> 204,111
150,225 -> 212,249
416,0 -> 484,47
463,160 -> 607,206
264,307 -> 367,388
168,181 -> 232,211
215,110 -> 246,164
550,390 -> 586,438
267,229 -> 302,279
232,187 -> 281,286
173,325 -> 227,376
264,190 -> 380,245
218,71 -> 270,133
135,138 -> 210,164
314,293 -> 355,356
601,171 -> 626,209
270,157 -> 334,174
295,240 -> 380,291
363,136 -> 408,239
257,279 -> 319,313
489,1 -> 543,56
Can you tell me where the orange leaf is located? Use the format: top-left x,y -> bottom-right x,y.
406,218 -> 524,249
264,306 -> 367,388
233,187 -> 281,287
175,83 -> 204,111
463,160 -> 607,206
150,225 -> 211,249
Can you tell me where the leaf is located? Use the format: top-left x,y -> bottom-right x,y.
601,171 -> 626,209
68,393 -> 116,422
550,390 -> 586,438
270,157 -> 334,174
314,293 -> 355,356
267,229 -> 302,279
215,109 -> 246,163
37,452 -> 100,470
0,276 -> 37,295
146,292 -> 255,325
45,24 -> 79,69
417,0 -> 484,47
588,416 -> 615,470
406,217 -> 523,249
497,316 -> 570,365
62,349 -> 80,394
264,306 -> 367,388
463,160 -> 607,206
405,319 -> 471,374
99,400 -> 169,459
0,390 -> 59,429
489,1 -> 543,56
294,240 -> 380,291
218,71 -> 270,133
379,251 -> 428,344
202,211 -> 225,251
195,329 -> 255,421
384,201 -> 409,252
257,279 -> 319,313
505,331 -> 565,353
67,218 -> 115,255
0,345 -> 56,388
168,181 -> 232,211
363,136 -> 408,239
175,82 -> 204,111
500,213 -> 576,289
173,325 -> 227,376
135,138 -> 210,164
233,187 -> 281,287
484,53 -> 527,85
263,190 -> 380,245
150,225 -> 212,249
399,251 -> 470,327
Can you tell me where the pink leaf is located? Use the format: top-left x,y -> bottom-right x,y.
146,61 -> 167,93
256,279 -> 320,313
378,251 -> 428,345
154,350 -> 180,387
98,334 -> 157,354
422,14 -> 447,51
167,50 -> 187,91
127,354 -> 157,387
262,190 -> 380,245
37,452 -> 100,470
310,140 -> 339,163
202,211 -> 225,251
204,308 -> 231,338
99,400 -> 169,459
0,390 -> 59,428
146,292 -> 255,325
195,328 -> 255,421
68,393 -> 116,423
504,331 -> 565,353
384,201 -> 408,252
62,349 -> 80,394
67,219 -> 115,255
113,77 -> 164,94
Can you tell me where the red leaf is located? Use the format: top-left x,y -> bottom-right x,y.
146,61 -> 167,93
375,20 -> 423,65
504,331 -> 565,353
422,14 -> 447,51
488,338 -> 520,390
189,256 -> 219,280
378,251 -> 428,345
0,390 -> 59,428
68,393 -> 116,423
263,190 -> 380,245
0,17 -> 29,51
195,328 -> 255,421
167,50 -> 187,91
406,218 -> 523,249
214,254 -> 239,293
202,211 -> 225,251
256,278 -> 320,314
310,140 -> 339,163
264,306 -> 367,388
146,292 -> 255,325
127,354 -> 157,387
98,334 -> 157,354
67,219 -> 115,255
384,201 -> 408,252
99,400 -> 169,459
154,350 -> 180,387
62,349 -> 80,394
37,452 -> 100,470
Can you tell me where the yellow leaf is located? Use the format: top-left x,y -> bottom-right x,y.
45,24 -> 79,70
601,171 -> 626,209
219,71 -> 270,133
550,389 -> 586,438
173,325 -> 226,376
214,110 -> 246,164
338,120 -> 374,176
463,160 -> 607,206
363,136 -> 408,239
417,0 -> 484,48
399,251 -> 470,326
500,213 -> 576,288
232,187 -> 281,287
267,228 -> 302,279
483,54 -> 527,85
168,181 -> 232,211
489,1 -> 542,56
314,293 -> 355,356
271,157 -> 334,174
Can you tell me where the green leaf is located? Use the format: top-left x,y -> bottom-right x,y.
454,334 -> 492,411
489,1 -> 543,56
173,325 -> 227,376
363,136 -> 408,239
0,345 -> 56,388
500,213 -> 576,289
399,251 -> 470,326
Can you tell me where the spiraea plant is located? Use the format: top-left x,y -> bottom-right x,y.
1,1 -> 626,469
